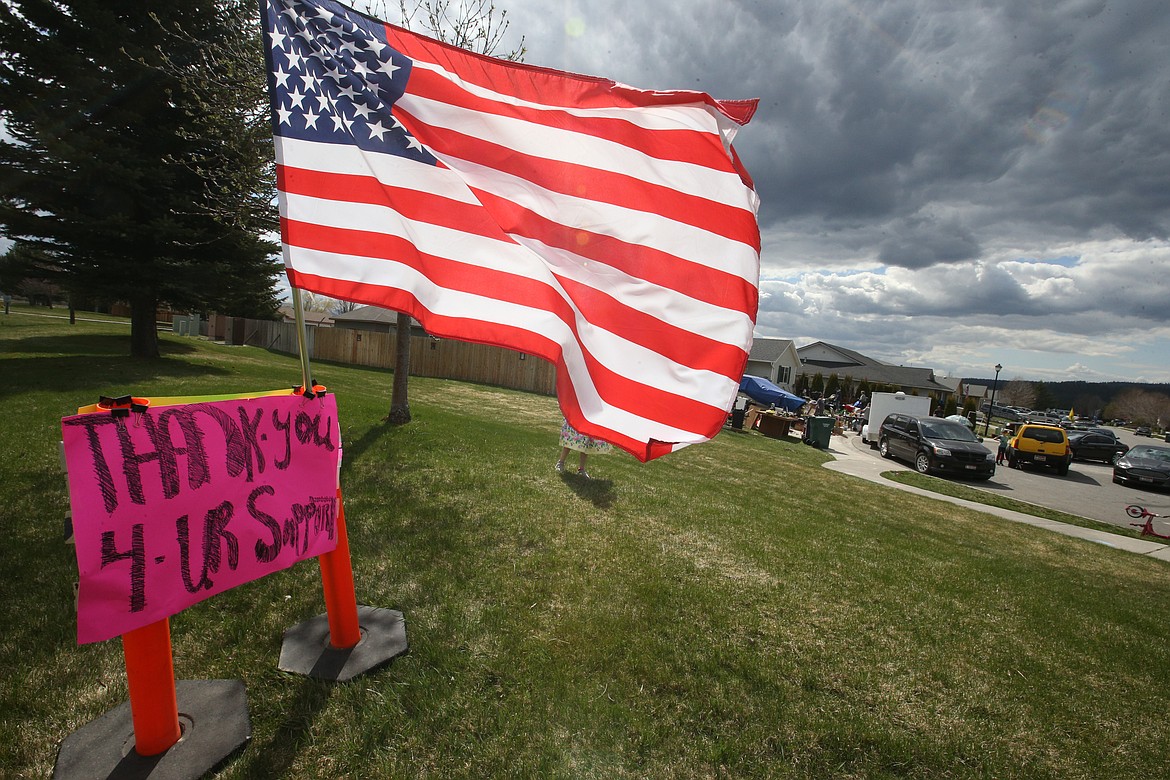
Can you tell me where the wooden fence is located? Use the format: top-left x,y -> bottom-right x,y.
197,316 -> 557,397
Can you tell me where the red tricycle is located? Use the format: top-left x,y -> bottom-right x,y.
1125,504 -> 1170,540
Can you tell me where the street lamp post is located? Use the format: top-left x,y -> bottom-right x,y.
985,363 -> 1003,435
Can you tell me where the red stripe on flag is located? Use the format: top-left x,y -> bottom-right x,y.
403,66 -> 741,170
384,22 -> 758,127
278,164 -> 509,242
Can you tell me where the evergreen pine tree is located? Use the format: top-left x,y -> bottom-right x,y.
0,0 -> 280,357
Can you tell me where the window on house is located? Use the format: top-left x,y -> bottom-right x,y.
777,366 -> 791,385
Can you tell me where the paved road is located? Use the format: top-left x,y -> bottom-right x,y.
849,426 -> 1170,532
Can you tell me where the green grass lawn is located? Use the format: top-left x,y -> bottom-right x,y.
3,307 -> 1170,779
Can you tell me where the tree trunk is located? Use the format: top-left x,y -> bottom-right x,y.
130,297 -> 160,359
387,312 -> 412,423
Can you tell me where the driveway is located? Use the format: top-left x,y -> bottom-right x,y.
839,426 -> 1170,533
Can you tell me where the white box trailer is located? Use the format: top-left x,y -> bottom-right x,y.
860,391 -> 933,446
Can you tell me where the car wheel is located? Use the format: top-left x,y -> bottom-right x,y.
879,438 -> 891,458
1008,452 -> 1019,469
1056,460 -> 1070,476
915,452 -> 931,474
1111,452 -> 1124,465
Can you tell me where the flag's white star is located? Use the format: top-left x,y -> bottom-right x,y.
351,101 -> 374,120
269,30 -> 287,50
362,37 -> 388,57
286,88 -> 307,109
303,72 -> 321,93
405,134 -> 425,152
337,83 -> 359,101
366,120 -> 389,140
377,58 -> 401,78
303,109 -> 322,129
273,66 -> 292,89
277,106 -> 294,126
286,50 -> 304,71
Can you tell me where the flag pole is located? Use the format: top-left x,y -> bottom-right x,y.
291,286 -> 361,647
279,287 -> 409,677
291,287 -> 314,392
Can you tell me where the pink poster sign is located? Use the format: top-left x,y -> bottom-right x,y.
62,393 -> 342,644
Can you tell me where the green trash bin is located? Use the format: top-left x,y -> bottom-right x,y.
804,416 -> 834,449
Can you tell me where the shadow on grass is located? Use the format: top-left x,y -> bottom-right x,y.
560,472 -> 616,508
0,352 -> 229,397
339,418 -> 397,472
245,677 -> 335,778
1,333 -> 198,358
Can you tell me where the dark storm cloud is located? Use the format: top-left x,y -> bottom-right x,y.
489,0 -> 1170,379
877,217 -> 981,269
515,0 -> 1167,264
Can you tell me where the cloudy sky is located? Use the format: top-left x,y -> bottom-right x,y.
472,0 -> 1169,385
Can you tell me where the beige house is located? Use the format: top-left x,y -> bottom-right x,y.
744,337 -> 801,390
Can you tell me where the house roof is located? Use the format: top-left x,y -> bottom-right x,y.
796,341 -> 952,395
797,341 -> 889,368
748,337 -> 797,363
935,376 -> 963,393
332,305 -> 401,325
277,305 -> 333,326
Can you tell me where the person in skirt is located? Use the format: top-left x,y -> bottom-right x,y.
555,418 -> 612,478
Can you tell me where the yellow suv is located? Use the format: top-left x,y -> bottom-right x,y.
1007,423 -> 1072,475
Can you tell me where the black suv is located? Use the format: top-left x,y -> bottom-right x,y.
878,414 -> 996,479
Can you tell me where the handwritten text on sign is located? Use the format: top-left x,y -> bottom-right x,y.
62,393 -> 342,644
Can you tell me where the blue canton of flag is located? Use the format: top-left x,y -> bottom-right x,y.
263,0 -> 436,165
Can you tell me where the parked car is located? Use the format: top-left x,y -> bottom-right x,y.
980,403 -> 1023,421
1066,431 -> 1129,464
1112,445 -> 1170,490
878,414 -> 996,479
1007,424 -> 1072,475
1134,426 -> 1152,437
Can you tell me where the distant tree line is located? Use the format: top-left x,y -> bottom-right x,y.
976,376 -> 1170,427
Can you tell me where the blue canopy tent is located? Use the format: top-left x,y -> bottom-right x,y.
738,376 -> 808,413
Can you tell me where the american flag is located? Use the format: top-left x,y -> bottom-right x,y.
261,0 -> 761,461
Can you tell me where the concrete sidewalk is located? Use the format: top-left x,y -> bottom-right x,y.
819,430 -> 1170,562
